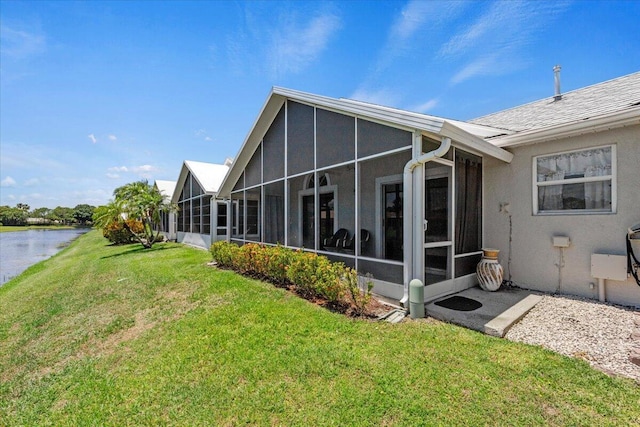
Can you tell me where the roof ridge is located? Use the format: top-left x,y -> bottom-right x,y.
471,71 -> 640,123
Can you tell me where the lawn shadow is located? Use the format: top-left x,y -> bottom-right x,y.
101,243 -> 180,259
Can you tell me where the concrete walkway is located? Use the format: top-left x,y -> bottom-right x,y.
425,286 -> 543,337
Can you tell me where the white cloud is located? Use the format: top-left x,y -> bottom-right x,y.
108,166 -> 128,172
349,88 -> 401,107
382,1 -> 467,63
390,0 -> 435,41
268,11 -> 341,76
131,165 -> 159,179
440,1 -> 570,84
194,129 -> 214,142
0,24 -> 45,59
88,133 -> 97,144
108,134 -> 117,141
411,99 -> 439,114
24,178 -> 40,186
106,173 -> 120,179
1,176 -> 17,187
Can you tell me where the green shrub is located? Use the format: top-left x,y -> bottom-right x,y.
102,219 -> 144,244
345,270 -> 374,316
210,241 -> 241,268
210,241 -> 373,312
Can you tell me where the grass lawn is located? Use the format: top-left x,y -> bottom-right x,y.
0,225 -> 79,233
1,231 -> 638,426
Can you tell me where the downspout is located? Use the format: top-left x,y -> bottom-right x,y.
400,135 -> 451,306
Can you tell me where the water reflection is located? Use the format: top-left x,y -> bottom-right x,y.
0,229 -> 88,285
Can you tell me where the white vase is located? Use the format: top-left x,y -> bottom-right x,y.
476,248 -> 503,291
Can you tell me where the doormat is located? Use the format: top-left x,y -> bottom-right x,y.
434,296 -> 482,311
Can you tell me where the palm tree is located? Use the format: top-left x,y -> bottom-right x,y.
95,180 -> 175,249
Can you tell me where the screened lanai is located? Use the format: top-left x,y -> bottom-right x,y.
171,160 -> 230,249
218,88 -> 512,302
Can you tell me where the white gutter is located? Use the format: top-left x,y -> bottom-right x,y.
400,135 -> 451,305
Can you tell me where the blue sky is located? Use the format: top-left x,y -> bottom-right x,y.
1,0 -> 639,209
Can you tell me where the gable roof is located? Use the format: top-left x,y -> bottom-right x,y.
172,160 -> 229,202
218,87 -> 513,196
469,71 -> 640,146
154,180 -> 176,201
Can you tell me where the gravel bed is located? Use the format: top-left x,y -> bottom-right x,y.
505,294 -> 640,383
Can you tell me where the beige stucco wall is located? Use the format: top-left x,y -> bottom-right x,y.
484,124 -> 640,307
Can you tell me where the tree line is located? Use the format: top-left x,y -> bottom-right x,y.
0,203 -> 96,226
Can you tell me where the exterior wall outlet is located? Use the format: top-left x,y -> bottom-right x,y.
552,236 -> 571,248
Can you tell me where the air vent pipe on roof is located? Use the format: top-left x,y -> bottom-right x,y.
553,65 -> 562,101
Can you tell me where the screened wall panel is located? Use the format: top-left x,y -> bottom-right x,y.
455,149 -> 482,254
358,150 -> 410,259
202,200 -> 211,234
316,109 -> 355,168
245,187 -> 261,241
357,119 -> 412,158
287,175 -> 309,248
263,107 -> 285,182
287,101 -> 315,175
231,192 -> 243,239
192,198 -> 201,233
245,144 -> 262,187
319,165 -> 354,252
216,202 -> 227,235
233,172 -> 244,192
358,259 -> 403,284
192,177 -> 203,196
264,181 -> 285,244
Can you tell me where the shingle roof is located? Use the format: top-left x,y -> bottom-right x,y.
469,72 -> 640,132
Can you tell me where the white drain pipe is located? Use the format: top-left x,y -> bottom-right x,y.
400,136 -> 451,306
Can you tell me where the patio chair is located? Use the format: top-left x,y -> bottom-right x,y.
323,228 -> 349,251
342,229 -> 371,253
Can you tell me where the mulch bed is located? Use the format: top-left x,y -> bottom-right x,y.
209,262 -> 393,319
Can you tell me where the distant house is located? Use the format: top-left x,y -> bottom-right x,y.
171,160 -> 231,249
215,71 -> 640,307
154,180 -> 177,241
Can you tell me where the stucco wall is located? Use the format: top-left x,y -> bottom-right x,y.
484,125 -> 640,307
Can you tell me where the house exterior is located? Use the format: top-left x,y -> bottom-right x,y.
216,72 -> 640,307
171,160 -> 231,249
474,72 -> 640,306
154,179 -> 177,241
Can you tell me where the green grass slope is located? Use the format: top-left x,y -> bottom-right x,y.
1,231 -> 638,426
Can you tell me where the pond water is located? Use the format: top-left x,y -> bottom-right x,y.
0,229 -> 89,285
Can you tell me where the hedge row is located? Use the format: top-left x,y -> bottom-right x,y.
210,241 -> 373,315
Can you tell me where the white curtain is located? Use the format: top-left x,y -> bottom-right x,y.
584,164 -> 611,209
537,147 -> 611,211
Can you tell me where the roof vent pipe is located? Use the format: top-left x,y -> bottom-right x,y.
553,65 -> 562,101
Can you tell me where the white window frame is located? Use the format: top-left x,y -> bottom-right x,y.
532,144 -> 616,215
